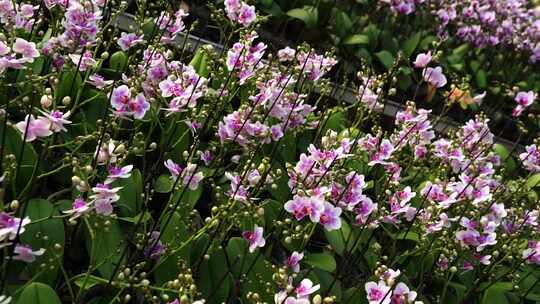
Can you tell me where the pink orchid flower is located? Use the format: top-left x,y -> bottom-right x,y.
15,115 -> 53,142
286,251 -> 304,273
12,38 -> 39,62
423,66 -> 447,88
242,224 -> 265,253
13,244 -> 45,263
295,278 -> 320,298
413,51 -> 431,68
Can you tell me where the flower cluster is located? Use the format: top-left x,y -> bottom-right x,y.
111,85 -> 150,119
365,267 -> 419,304
156,9 -> 189,44
274,278 -> 320,304
15,110 -> 71,142
224,0 -> 257,27
285,131 -> 364,231
0,213 -> 44,264
219,41 -> 335,148
0,38 -> 39,73
0,1 -> 36,31
158,64 -> 208,114
226,32 -> 267,85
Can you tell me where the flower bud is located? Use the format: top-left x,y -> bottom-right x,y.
40,95 -> 52,108
10,200 -> 19,210
72,176 -> 81,184
62,96 -> 71,105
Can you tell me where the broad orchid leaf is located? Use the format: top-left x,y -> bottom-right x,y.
305,252 -> 337,272
20,198 -> 65,284
19,282 -> 61,304
287,6 -> 319,28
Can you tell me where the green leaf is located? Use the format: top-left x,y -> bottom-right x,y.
419,35 -> 437,50
190,233 -> 210,267
19,282 -> 61,304
363,24 -> 380,49
110,51 -> 127,72
322,110 -> 346,134
343,287 -> 364,303
170,185 -> 203,218
165,119 -> 190,163
453,43 -> 470,56
20,198 -> 65,284
448,282 -> 467,302
55,69 -> 82,103
160,210 -> 190,245
476,69 -> 487,88
226,237 -> 274,302
189,48 -> 209,78
343,34 -> 370,45
0,124 -> 38,193
355,48 -> 372,63
86,218 -> 125,278
260,1 -> 283,16
117,211 -> 152,224
76,89 -> 109,132
154,210 -> 190,284
74,274 -> 104,290
16,57 -> 45,94
39,28 -> 53,46
494,143 -> 510,159
403,32 -> 422,57
381,30 -> 399,54
197,248 -> 231,303
375,50 -> 394,70
263,199 -> 282,225
279,132 -> 297,164
398,74 -> 413,90
482,283 -> 512,304
527,174 -> 540,190
154,174 -> 174,193
142,19 -> 158,40
259,0 -> 273,7
395,231 -> 420,243
493,143 -> 516,172
333,10 -> 353,38
324,218 -> 351,255
314,268 -> 342,301
287,6 -> 318,28
305,252 -> 336,272
111,169 -> 143,217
